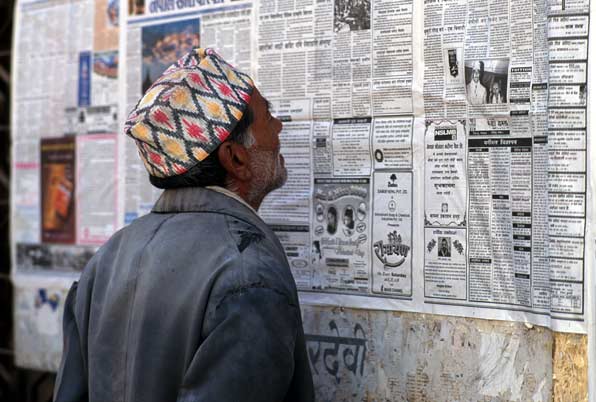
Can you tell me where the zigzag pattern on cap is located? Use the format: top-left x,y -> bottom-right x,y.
125,48 -> 254,178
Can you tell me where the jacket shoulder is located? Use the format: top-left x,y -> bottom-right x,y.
209,214 -> 298,306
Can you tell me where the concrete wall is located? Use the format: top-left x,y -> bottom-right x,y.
301,306 -> 587,401
13,281 -> 588,400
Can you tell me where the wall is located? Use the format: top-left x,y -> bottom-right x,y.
552,332 -> 588,402
301,306 -> 557,401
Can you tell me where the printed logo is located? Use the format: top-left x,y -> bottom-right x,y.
373,231 -> 410,268
387,173 -> 398,187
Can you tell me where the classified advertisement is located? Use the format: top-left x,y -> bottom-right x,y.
546,0 -> 589,318
422,118 -> 554,313
256,0 -> 413,119
423,120 -> 467,300
260,99 -> 312,223
467,136 -> 535,306
122,0 -> 253,222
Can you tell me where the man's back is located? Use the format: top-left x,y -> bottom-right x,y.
54,187 -> 314,402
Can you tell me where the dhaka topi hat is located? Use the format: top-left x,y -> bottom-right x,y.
124,48 -> 254,178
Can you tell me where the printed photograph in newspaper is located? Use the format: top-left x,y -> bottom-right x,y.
141,18 -> 200,93
334,0 -> 371,32
129,0 -> 144,16
465,59 -> 509,105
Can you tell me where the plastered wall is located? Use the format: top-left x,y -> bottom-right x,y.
13,283 -> 588,400
301,305 -> 587,401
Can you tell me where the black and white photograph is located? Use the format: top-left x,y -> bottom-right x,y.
437,236 -> 451,257
465,59 -> 509,105
327,205 -> 338,235
442,47 -> 465,91
342,205 -> 355,236
334,0 -> 371,32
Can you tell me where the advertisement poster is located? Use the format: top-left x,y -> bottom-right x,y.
41,137 -> 76,244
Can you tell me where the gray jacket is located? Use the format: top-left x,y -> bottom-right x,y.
54,187 -> 314,402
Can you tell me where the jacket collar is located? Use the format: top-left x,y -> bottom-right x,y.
152,186 -> 268,230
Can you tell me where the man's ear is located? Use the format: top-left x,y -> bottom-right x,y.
217,141 -> 252,182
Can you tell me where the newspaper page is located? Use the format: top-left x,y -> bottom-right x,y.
256,0 -> 417,310
546,1 -> 590,324
10,0 -> 121,368
11,0 -> 120,268
418,0 -> 590,332
256,0 -> 591,333
12,0 -> 120,249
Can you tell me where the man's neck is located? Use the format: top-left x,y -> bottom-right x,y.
228,176 -> 266,209
206,184 -> 260,214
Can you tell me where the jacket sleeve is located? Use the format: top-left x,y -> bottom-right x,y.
54,282 -> 88,402
176,286 -> 301,402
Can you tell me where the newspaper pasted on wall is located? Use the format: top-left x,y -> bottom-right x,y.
9,0 -> 594,371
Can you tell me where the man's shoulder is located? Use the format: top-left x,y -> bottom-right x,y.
208,214 -> 299,306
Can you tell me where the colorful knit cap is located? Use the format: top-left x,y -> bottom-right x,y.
125,48 -> 254,178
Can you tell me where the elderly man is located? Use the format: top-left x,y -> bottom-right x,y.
54,48 -> 314,402
466,60 -> 487,105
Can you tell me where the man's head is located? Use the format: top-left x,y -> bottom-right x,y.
327,206 -> 337,235
441,238 -> 448,250
471,61 -> 482,83
217,88 -> 287,208
343,206 -> 354,229
125,48 -> 286,209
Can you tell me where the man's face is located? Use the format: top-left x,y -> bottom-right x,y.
327,209 -> 336,226
246,88 -> 287,199
472,68 -> 480,83
441,239 -> 448,250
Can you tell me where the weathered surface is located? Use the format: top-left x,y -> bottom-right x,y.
13,281 -> 68,371
552,332 -> 588,402
301,306 -> 553,402
15,281 -> 588,402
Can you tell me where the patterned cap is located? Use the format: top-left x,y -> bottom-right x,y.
125,48 -> 254,178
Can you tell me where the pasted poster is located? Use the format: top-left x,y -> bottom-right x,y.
312,178 -> 371,293
41,137 -> 76,244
